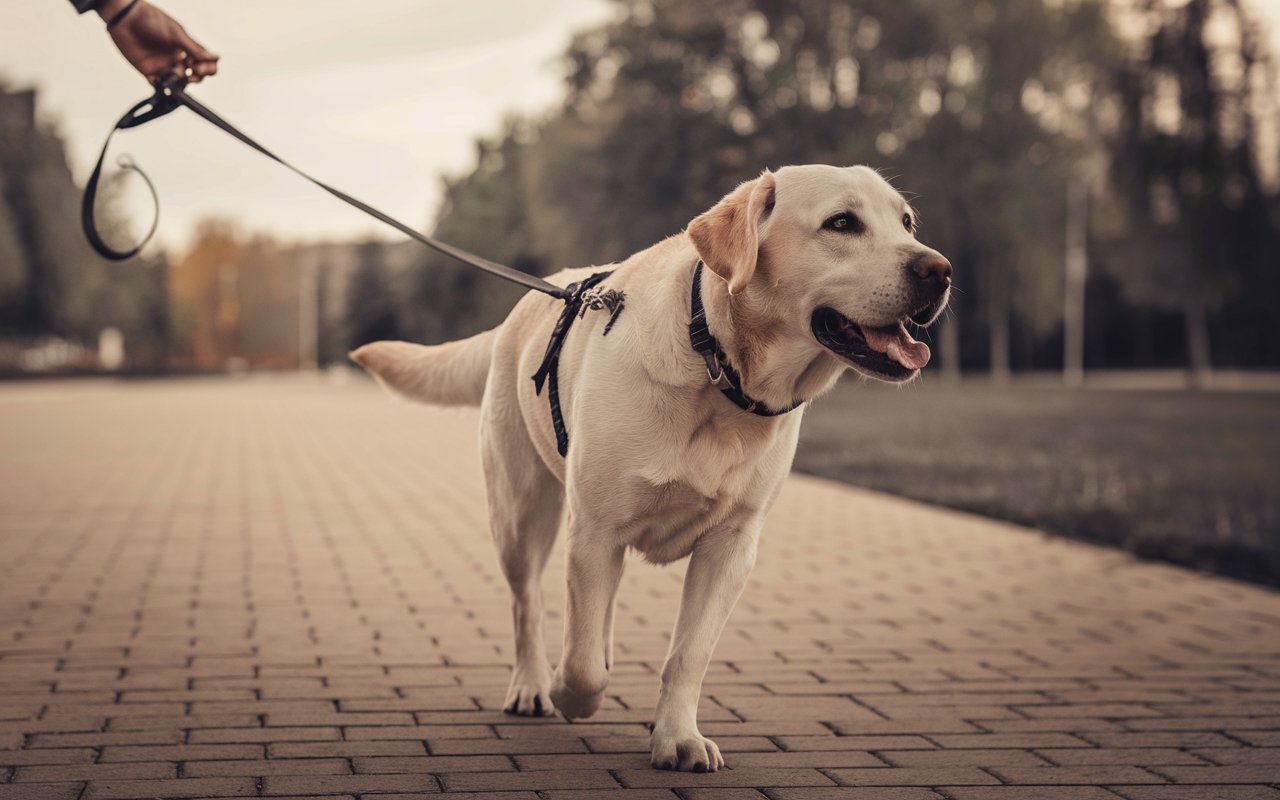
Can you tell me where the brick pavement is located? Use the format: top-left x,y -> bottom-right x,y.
1,377 -> 1278,800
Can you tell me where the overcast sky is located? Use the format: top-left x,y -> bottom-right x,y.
2,0 -> 1278,255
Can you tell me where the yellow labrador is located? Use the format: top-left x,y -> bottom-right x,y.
352,165 -> 951,772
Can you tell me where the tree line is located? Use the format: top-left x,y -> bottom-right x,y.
360,0 -> 1280,378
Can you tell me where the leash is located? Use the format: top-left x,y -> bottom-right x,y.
81,75 -> 568,299
81,80 -> 791,450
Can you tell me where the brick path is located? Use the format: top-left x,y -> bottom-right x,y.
1,377 -> 1278,800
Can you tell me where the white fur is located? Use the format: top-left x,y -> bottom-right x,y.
353,165 -> 949,772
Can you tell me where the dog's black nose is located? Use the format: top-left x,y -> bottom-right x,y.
911,252 -> 952,287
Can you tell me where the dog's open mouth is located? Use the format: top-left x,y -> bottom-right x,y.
811,307 -> 931,381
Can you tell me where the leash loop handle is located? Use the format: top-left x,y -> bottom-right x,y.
81,79 -> 185,261
82,77 -> 568,298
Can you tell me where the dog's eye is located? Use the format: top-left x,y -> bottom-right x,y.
823,212 -> 863,233
903,213 -> 914,232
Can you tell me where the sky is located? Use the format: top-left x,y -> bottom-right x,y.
2,0 -> 613,252
2,0 -> 1278,256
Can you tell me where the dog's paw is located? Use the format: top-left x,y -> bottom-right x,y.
503,668 -> 555,716
549,675 -> 604,720
650,730 -> 724,772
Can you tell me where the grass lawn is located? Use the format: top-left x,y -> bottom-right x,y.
795,376 -> 1280,585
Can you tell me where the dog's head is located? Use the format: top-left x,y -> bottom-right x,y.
688,165 -> 951,383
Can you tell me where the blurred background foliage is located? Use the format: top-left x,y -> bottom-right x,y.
396,0 -> 1280,382
1,0 -> 1277,378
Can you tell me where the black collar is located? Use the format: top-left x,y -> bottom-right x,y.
688,260 -> 802,417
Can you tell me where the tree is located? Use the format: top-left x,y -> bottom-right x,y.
346,240 -> 403,350
0,85 -> 171,365
1105,0 -> 1280,380
397,119 -> 542,345
399,0 -> 1280,377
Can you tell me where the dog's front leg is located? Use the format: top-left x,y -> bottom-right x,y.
651,525 -> 758,772
550,530 -> 625,719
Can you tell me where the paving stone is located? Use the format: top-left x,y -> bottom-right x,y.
582,735 -> 777,754
180,757 -> 352,777
541,792 -> 673,800
188,726 -> 342,744
352,754 -> 515,773
618,767 -> 836,788
26,730 -> 184,748
942,790 -> 1123,800
880,749 -> 1051,767
1228,730 -> 1280,746
776,734 -> 937,751
0,786 -> 85,800
1036,748 -> 1212,766
768,791 -> 943,800
1146,764 -> 1280,783
926,737 -> 1095,747
0,748 -> 97,766
1189,747 -> 1280,765
82,777 -> 258,798
98,744 -> 265,762
1115,788 -> 1280,799
269,740 -> 429,758
12,762 -> 177,782
262,773 -> 440,794
1080,732 -> 1242,749
442,770 -> 621,791
828,767 -> 1002,786
990,766 -> 1168,785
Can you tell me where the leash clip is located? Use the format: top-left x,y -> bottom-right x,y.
701,351 -> 727,387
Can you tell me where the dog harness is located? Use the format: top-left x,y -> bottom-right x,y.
530,261 -> 802,459
531,271 -> 626,456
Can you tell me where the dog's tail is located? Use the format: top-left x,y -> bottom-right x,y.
350,329 -> 496,407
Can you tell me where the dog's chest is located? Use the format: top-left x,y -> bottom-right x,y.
608,414 -> 786,564
615,477 -> 741,564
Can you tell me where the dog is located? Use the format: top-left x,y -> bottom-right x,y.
351,164 -> 951,772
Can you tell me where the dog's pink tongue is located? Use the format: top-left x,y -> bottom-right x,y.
861,324 -> 931,370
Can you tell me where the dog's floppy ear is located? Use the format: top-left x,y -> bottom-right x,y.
687,170 -> 776,295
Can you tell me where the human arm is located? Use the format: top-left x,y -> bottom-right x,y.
71,0 -> 219,83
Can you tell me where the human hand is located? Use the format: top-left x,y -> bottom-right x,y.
99,0 -> 219,83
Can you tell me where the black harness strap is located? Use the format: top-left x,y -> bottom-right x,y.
531,270 -> 617,457
688,260 -> 802,417
82,77 -> 567,299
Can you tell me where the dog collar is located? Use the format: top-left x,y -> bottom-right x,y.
688,260 -> 802,418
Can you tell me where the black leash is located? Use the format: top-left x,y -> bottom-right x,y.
81,76 -> 567,299
81,80 -> 791,451
689,260 -> 802,417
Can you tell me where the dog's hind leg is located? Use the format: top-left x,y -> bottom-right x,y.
481,397 -> 564,717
